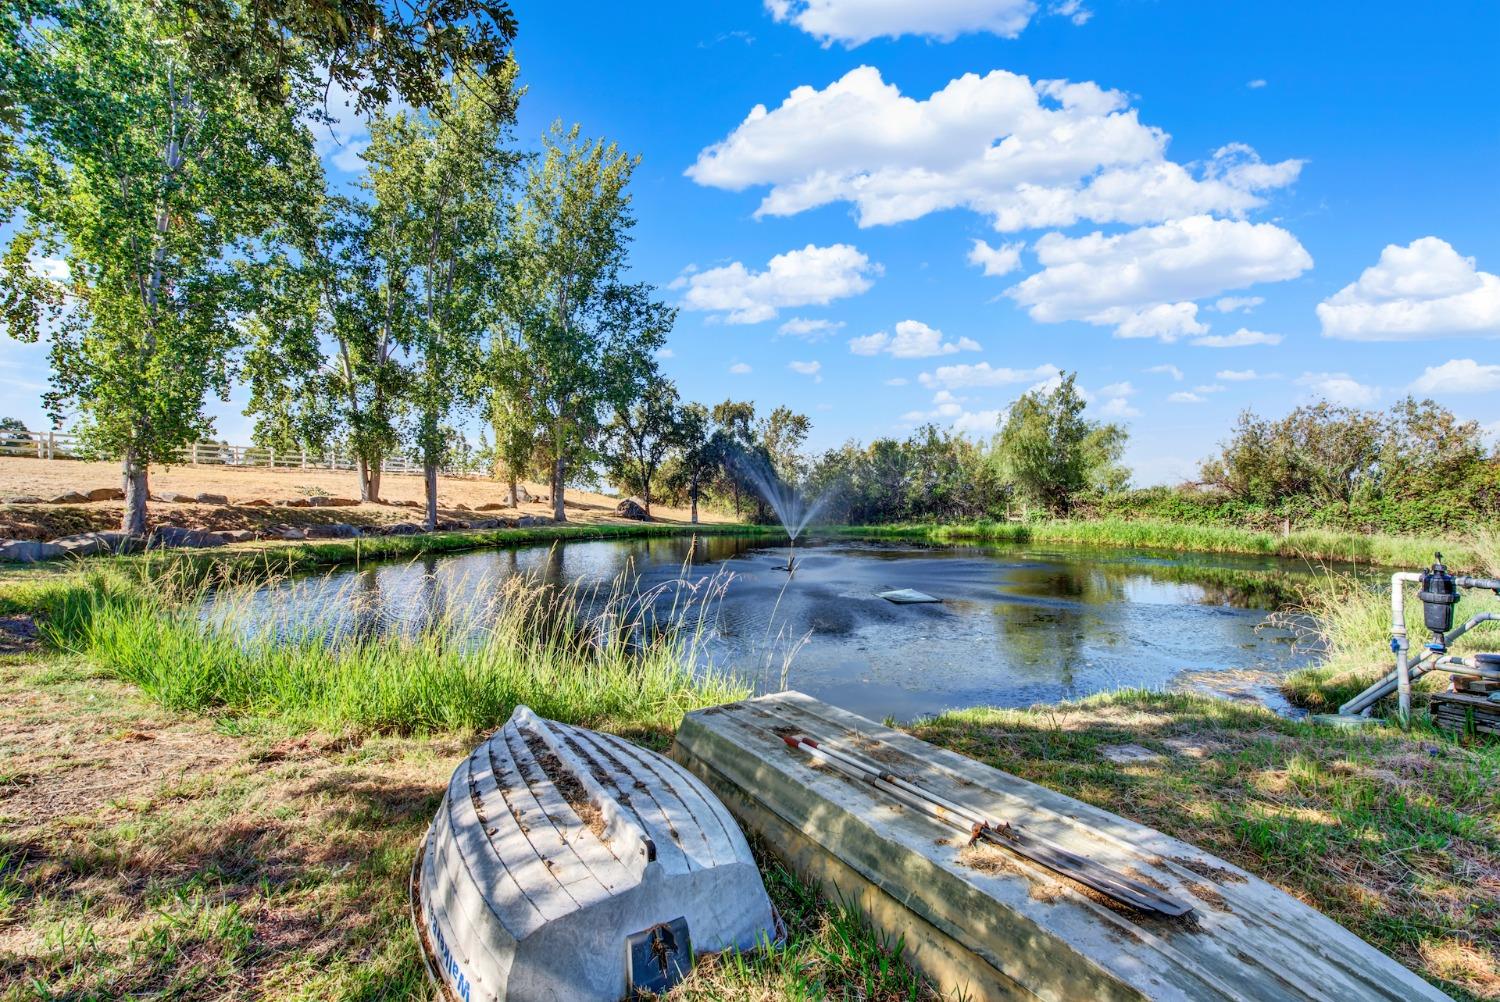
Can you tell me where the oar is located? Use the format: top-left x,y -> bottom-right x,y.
780,733 -> 1193,917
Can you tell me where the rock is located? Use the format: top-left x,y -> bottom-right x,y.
475,502 -> 507,512
384,522 -> 424,536
304,523 -> 360,539
455,503 -> 471,512
51,531 -> 144,557
303,496 -> 331,507
468,518 -> 503,529
85,487 -> 125,502
516,515 -> 548,528
238,498 -> 272,506
515,485 -> 533,504
434,519 -> 468,532
276,528 -> 306,541
0,539 -> 65,562
325,497 -> 360,507
148,526 -> 228,549
2,495 -> 43,505
213,529 -> 257,543
48,491 -> 90,505
614,498 -> 650,521
194,492 -> 229,505
1097,743 -> 1163,765
275,498 -> 310,508
160,491 -> 196,503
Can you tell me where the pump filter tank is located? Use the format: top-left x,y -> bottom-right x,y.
1417,553 -> 1459,644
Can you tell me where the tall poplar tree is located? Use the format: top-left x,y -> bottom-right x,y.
0,0 -> 312,533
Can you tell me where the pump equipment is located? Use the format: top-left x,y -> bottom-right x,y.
1417,554 -> 1459,647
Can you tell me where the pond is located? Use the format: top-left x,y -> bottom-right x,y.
209,534 -> 1318,722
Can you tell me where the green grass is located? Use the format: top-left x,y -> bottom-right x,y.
33,561 -> 749,736
840,517 -> 1481,571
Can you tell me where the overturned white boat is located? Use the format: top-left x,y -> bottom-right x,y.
412,706 -> 777,1001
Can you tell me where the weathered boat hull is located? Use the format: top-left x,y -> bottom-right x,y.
414,706 -> 776,1001
673,691 -> 1452,1002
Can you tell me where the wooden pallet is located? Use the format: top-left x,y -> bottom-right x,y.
1431,691 -> 1500,736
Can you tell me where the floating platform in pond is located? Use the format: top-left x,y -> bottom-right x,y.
878,588 -> 941,604
413,705 -> 777,1001
672,692 -> 1452,1002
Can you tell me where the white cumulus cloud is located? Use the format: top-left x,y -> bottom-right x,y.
675,243 -> 879,324
778,316 -> 845,339
729,362 -> 753,374
765,0 -> 1043,45
1146,363 -> 1184,380
788,360 -> 824,382
1317,237 -> 1500,341
687,67 -> 1302,232
1007,215 -> 1312,339
849,319 -> 981,358
1410,358 -> 1500,394
1190,328 -> 1283,348
1213,295 -> 1263,313
1296,371 -> 1380,406
1168,391 -> 1205,404
1216,369 -> 1262,381
967,239 -> 1024,277
918,361 -> 1061,390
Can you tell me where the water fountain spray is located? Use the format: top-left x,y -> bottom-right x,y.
736,455 -> 829,573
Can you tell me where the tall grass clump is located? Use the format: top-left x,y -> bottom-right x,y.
39,560 -> 750,735
1280,566 -> 1500,711
837,518 -> 1479,570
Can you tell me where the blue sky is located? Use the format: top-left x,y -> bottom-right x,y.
7,0 -> 1499,483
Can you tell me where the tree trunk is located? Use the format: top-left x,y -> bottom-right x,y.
424,463 -> 438,531
551,454 -> 566,523
690,488 -> 699,525
506,471 -> 518,508
121,449 -> 148,536
643,482 -> 652,518
357,458 -> 383,504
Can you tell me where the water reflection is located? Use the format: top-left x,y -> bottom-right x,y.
208,535 -> 1315,721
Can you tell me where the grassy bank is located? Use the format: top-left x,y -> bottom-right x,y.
842,517 -> 1479,571
916,691 -> 1500,1002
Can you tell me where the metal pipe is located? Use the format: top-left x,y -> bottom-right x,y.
1457,575 -> 1500,591
1340,649 -> 1437,716
1391,572 -> 1421,727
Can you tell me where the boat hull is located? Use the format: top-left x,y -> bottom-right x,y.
673,691 -> 1452,1002
414,707 -> 776,1001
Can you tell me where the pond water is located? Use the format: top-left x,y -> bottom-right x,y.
211,534 -> 1317,721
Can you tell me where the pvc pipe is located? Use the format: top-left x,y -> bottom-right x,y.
1391,572 -> 1421,727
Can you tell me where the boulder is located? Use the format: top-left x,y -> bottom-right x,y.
148,526 -> 228,549
475,502 -> 507,512
213,529 -> 257,543
48,491 -> 90,505
0,539 -> 65,562
85,487 -> 125,502
2,496 -> 43,505
614,498 -> 650,521
238,498 -> 272,507
52,531 -> 144,558
515,485 -> 533,504
303,495 -> 332,507
384,522 -> 424,536
325,497 -> 360,507
304,523 -> 360,539
276,528 -> 306,541
468,518 -> 504,529
454,503 -> 471,512
194,492 -> 230,505
160,491 -> 196,503
434,519 -> 468,532
275,498 -> 310,508
516,515 -> 548,528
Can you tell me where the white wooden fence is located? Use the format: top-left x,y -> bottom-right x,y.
0,431 -> 486,479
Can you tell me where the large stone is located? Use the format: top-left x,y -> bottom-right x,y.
0,539 -> 65,562
276,527 -> 306,541
275,497 -> 310,508
303,495 -> 332,507
48,491 -> 90,505
516,515 -> 548,528
614,498 -> 650,521
475,502 -> 507,512
2,496 -> 43,505
214,529 -> 257,543
51,531 -> 143,558
325,497 -> 360,507
238,498 -> 272,507
384,522 -> 424,536
304,523 -> 360,539
148,526 -> 228,549
160,491 -> 196,503
468,518 -> 504,530
515,485 -> 533,504
85,487 -> 125,502
194,492 -> 229,505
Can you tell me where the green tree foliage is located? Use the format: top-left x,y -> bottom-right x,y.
604,375 -> 681,516
992,372 -> 1129,516
1199,397 -> 1497,532
0,0 -> 313,532
493,123 -> 667,523
806,426 -> 1008,524
757,405 -> 811,484
663,403 -> 716,525
364,66 -> 519,528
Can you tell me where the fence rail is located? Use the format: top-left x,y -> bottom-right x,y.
0,431 -> 487,479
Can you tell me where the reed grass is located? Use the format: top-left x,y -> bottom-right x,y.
36,559 -> 749,735
843,518 -> 1477,571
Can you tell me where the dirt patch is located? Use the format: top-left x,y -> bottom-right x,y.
1186,881 -> 1231,912
0,615 -> 40,653
521,731 -> 607,838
